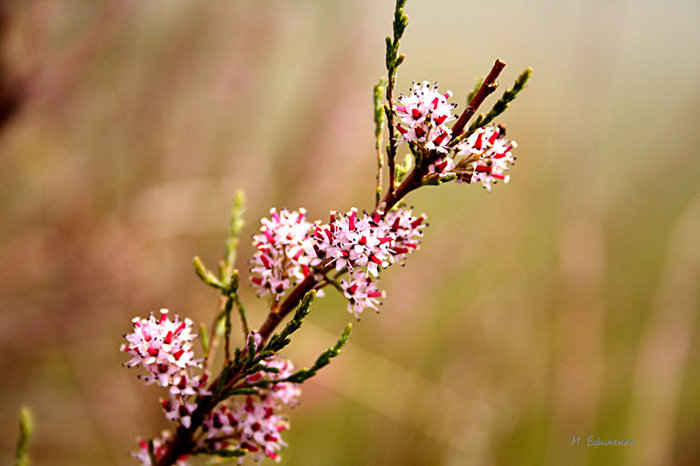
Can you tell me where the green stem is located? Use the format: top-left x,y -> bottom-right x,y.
374,78 -> 387,206
14,407 -> 33,466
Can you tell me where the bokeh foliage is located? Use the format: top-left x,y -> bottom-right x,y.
1,1 -> 700,464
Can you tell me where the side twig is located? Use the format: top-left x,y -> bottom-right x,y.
450,59 -> 506,141
385,0 -> 408,195
374,79 -> 387,207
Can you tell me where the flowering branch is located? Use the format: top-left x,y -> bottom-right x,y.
150,291 -> 318,466
120,1 -> 530,464
257,169 -> 425,345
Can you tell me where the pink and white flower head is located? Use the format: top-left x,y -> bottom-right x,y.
162,373 -> 211,429
250,208 -> 314,300
201,396 -> 290,462
202,403 -> 239,447
428,154 -> 456,176
121,309 -> 199,387
383,207 -> 427,263
340,269 -> 385,319
247,356 -> 301,407
310,209 -> 393,278
395,81 -> 456,153
235,396 -> 289,463
161,394 -> 198,429
455,124 -> 517,192
168,373 -> 210,399
132,431 -> 188,466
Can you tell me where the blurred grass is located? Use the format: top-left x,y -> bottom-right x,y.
1,0 -> 700,465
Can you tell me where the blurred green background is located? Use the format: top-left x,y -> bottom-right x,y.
1,1 -> 700,465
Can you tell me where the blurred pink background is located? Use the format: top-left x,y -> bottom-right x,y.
1,1 -> 700,464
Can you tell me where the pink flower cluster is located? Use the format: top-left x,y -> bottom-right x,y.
455,124 -> 517,192
395,81 -> 457,152
248,205 -> 426,317
122,309 -> 211,433
125,327 -> 299,464
250,208 -> 314,301
121,309 -> 199,387
203,396 -> 288,463
384,207 -> 426,263
427,124 -> 517,193
393,79 -> 518,193
312,207 -> 426,318
310,209 -> 393,278
247,206 -> 426,318
200,355 -> 301,463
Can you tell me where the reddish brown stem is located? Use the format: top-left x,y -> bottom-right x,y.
258,272 -> 321,342
372,163 -> 424,217
450,59 -> 506,140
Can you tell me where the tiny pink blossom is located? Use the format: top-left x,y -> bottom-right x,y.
340,270 -> 385,319
162,394 -> 198,429
161,373 -> 210,429
201,404 -> 239,447
428,154 -> 456,176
